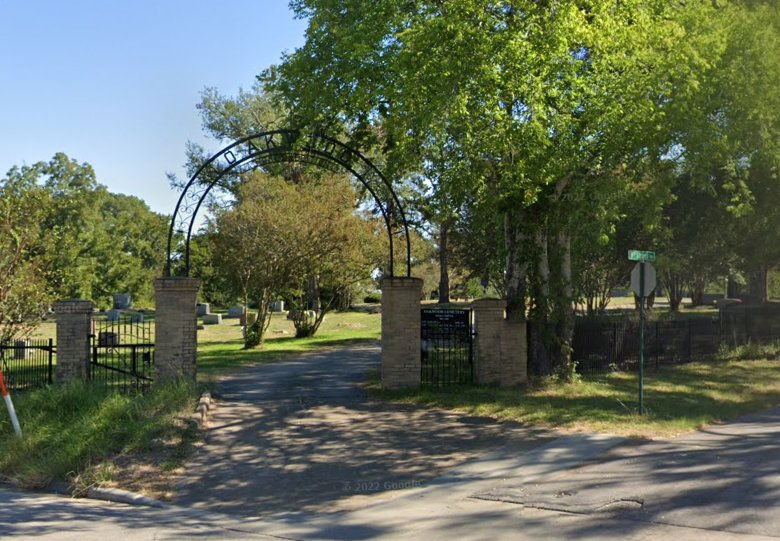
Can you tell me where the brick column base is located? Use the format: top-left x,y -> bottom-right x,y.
54,300 -> 94,383
472,298 -> 528,386
154,277 -> 201,383
381,277 -> 423,389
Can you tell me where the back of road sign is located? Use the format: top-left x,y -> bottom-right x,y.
631,262 -> 657,298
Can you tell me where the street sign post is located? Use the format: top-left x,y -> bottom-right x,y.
628,250 -> 656,262
628,251 -> 657,416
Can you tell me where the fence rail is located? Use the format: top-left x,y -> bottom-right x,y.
573,307 -> 780,373
0,338 -> 54,392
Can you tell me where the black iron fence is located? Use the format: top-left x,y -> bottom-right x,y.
90,315 -> 154,392
421,308 -> 474,386
0,338 -> 54,392
573,306 -> 780,373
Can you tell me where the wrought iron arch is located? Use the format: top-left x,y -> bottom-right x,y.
166,129 -> 412,278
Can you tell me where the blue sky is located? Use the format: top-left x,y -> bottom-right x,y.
0,1 -> 307,214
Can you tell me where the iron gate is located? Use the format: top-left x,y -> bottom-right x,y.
0,338 -> 54,392
421,308 -> 474,386
90,314 -> 154,391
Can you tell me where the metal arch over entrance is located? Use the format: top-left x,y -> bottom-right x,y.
165,129 -> 412,278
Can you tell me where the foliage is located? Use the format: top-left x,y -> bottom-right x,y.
0,177 -> 52,343
2,153 -> 169,310
263,0 -> 705,378
0,381 -> 198,490
211,171 -> 384,346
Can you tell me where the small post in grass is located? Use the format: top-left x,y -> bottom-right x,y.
629,250 -> 657,416
0,370 -> 22,437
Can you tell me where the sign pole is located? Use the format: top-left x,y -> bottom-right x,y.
639,262 -> 645,416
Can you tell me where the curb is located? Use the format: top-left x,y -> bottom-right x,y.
80,392 -> 216,507
86,486 -> 169,508
55,391 -> 217,508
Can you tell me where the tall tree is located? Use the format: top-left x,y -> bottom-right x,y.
0,174 -> 52,343
264,0 -> 700,378
3,154 -> 168,308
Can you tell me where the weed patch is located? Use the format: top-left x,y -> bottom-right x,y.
0,381 -> 199,496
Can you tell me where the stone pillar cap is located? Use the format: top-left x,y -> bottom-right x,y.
380,276 -> 424,288
472,298 -> 507,310
53,299 -> 94,313
154,276 -> 202,291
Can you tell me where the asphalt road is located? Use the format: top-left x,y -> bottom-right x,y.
3,344 -> 780,540
175,343 -> 552,516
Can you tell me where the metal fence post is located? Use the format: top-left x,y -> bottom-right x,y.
48,338 -> 54,384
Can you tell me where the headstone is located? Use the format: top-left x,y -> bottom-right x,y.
202,313 -> 222,325
272,300 -> 285,312
13,339 -> 27,360
130,312 -> 144,323
106,309 -> 121,322
196,303 -> 210,317
227,305 -> 244,318
98,331 -> 119,347
113,293 -> 132,310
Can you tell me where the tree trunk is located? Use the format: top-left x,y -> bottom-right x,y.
504,206 -> 527,323
306,274 -> 320,311
529,229 -> 552,377
438,220 -> 450,304
664,273 -> 684,312
553,231 -> 575,379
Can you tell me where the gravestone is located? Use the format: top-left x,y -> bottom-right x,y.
227,305 -> 244,318
106,309 -> 121,322
98,331 -> 119,347
130,312 -> 144,323
13,339 -> 27,360
202,313 -> 222,325
196,303 -> 210,317
272,300 -> 285,312
113,293 -> 132,310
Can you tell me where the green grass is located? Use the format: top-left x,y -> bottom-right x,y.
197,310 -> 381,378
0,380 -> 199,491
371,351 -> 780,439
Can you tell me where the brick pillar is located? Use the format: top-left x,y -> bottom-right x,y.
473,299 -> 505,385
54,300 -> 94,383
472,298 -> 528,387
381,277 -> 423,389
501,320 -> 528,386
154,277 -> 201,383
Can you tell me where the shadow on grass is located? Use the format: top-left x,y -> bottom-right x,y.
370,358 -> 780,437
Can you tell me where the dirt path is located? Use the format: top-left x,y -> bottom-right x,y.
175,344 -> 552,517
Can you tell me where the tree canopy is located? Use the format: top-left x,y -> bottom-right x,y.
263,0 -> 780,377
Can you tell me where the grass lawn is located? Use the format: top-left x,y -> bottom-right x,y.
197,310 -> 381,379
0,381 -> 199,497
371,352 -> 780,439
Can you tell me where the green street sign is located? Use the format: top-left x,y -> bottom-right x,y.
628,250 -> 656,262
